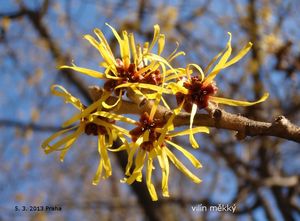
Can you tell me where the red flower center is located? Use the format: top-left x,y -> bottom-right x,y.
129,112 -> 169,152
104,62 -> 162,95
176,76 -> 218,112
84,116 -> 115,136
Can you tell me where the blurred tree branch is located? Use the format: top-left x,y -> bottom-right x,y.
0,119 -> 60,132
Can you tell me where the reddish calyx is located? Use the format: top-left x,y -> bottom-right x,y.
129,112 -> 168,152
84,116 -> 115,136
104,63 -> 162,95
176,76 -> 218,112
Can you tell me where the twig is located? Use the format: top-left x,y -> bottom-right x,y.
0,119 -> 60,132
107,92 -> 300,143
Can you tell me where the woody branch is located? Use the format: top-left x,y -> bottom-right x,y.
91,87 -> 300,144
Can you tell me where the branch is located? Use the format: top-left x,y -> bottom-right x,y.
0,119 -> 60,132
111,91 -> 300,144
90,86 -> 300,143
0,9 -> 27,19
175,110 -> 300,144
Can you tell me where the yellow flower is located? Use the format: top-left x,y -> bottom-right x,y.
60,24 -> 185,109
120,103 -> 209,201
41,85 -> 134,184
168,33 -> 269,148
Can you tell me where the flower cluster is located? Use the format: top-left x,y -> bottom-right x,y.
42,24 -> 269,201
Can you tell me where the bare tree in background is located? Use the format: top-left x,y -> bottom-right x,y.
0,0 -> 299,220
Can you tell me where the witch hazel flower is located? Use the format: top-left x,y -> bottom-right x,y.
42,85 -> 135,184
60,24 -> 184,109
167,33 -> 269,147
119,102 -> 209,201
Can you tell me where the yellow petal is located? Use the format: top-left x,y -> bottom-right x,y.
136,60 -> 157,76
167,42 -> 185,62
105,23 -> 124,57
209,93 -> 269,106
108,144 -> 127,152
145,53 -> 177,74
157,149 -> 170,197
118,134 -> 129,148
105,23 -> 122,42
104,68 -> 122,79
143,42 -> 149,54
186,63 -> 205,82
156,101 -> 183,148
143,92 -> 158,100
203,32 -> 232,86
174,99 -> 184,115
152,62 -> 166,113
92,111 -> 137,124
92,118 -> 131,137
165,71 -> 186,82
99,61 -> 109,68
126,149 -> 146,184
162,149 -> 170,197
211,32 -> 232,72
60,65 -> 105,79
43,124 -> 82,162
167,82 -> 188,94
98,135 -> 112,178
92,160 -> 103,185
83,34 -> 100,51
148,24 -> 160,52
158,34 -> 165,55
51,85 -> 84,111
223,42 -> 253,68
122,30 -> 131,69
59,135 -> 78,162
135,149 -> 147,183
147,90 -> 164,100
84,34 -> 115,67
165,68 -> 183,76
149,89 -> 162,120
111,125 -> 131,137
166,140 -> 202,168
107,127 -> 113,147
146,157 -> 158,201
168,127 -> 209,137
130,86 -> 148,97
102,90 -> 122,109
163,69 -> 179,80
115,82 -> 171,94
62,92 -> 110,128
44,134 -> 75,155
165,147 -> 202,183
168,51 -> 185,62
157,151 -> 165,169
167,42 -> 180,60
161,96 -> 170,110
44,126 -> 82,154
94,28 -> 114,57
136,43 -> 142,62
189,103 -> 199,148
129,33 -> 137,64
143,130 -> 150,142
41,125 -> 78,149
125,143 -> 139,175
149,148 -> 157,159
203,50 -> 224,75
